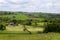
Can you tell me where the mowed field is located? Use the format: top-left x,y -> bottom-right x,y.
0,33 -> 60,40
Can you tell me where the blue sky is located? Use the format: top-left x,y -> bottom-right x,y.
0,0 -> 60,13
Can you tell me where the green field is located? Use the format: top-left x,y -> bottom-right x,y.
0,14 -> 29,20
0,12 -> 60,40
0,13 -> 45,20
0,25 -> 59,40
0,33 -> 60,40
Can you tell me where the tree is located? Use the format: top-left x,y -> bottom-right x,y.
0,24 -> 6,31
25,19 -> 32,25
12,19 -> 17,24
23,25 -> 31,34
43,22 -> 60,33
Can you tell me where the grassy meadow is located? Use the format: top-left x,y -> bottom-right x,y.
0,33 -> 60,40
0,12 -> 60,40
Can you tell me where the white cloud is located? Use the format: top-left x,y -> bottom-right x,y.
0,0 -> 5,2
0,0 -> 60,13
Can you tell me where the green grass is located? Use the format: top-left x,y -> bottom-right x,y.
0,13 -> 60,40
30,18 -> 44,21
0,14 -> 29,20
0,13 -> 45,20
0,33 -> 60,40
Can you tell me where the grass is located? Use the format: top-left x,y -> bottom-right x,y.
0,33 -> 60,40
0,24 -> 60,40
0,14 -> 29,20
0,13 -> 60,40
0,13 -> 45,20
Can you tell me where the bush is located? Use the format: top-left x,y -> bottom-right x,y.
12,19 -> 17,24
43,23 -> 60,33
0,24 -> 6,31
22,20 -> 32,26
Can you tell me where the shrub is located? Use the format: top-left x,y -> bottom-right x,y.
23,20 -> 32,26
0,24 -> 6,31
43,23 -> 60,33
12,19 -> 17,24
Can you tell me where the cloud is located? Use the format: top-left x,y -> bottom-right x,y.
0,0 -> 60,13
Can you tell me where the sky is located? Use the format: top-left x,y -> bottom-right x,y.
0,0 -> 60,13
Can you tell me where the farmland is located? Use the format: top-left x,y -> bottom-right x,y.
0,33 -> 60,40
0,11 -> 60,40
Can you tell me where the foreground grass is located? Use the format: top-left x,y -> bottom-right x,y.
0,33 -> 60,40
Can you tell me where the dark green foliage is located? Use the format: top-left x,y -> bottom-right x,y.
26,21 -> 32,25
43,20 -> 48,22
23,19 -> 32,25
43,23 -> 60,33
10,19 -> 19,26
11,19 -> 17,24
0,24 -> 6,31
0,11 -> 16,15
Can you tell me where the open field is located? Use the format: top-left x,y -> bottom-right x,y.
0,12 -> 60,40
0,14 -> 29,20
0,13 -> 45,20
0,25 -> 59,40
0,33 -> 60,40
0,24 -> 43,34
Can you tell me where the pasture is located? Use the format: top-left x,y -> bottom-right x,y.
0,33 -> 60,40
0,14 -> 29,20
0,12 -> 60,40
0,24 -> 60,40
